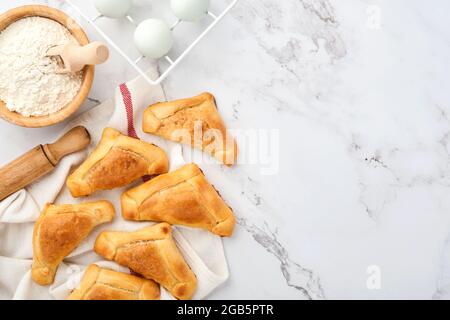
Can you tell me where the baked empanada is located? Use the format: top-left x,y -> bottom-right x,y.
67,128 -> 169,197
142,92 -> 237,166
94,223 -> 196,300
121,163 -> 235,237
32,201 -> 115,286
67,264 -> 160,300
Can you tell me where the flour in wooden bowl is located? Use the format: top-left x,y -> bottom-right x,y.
0,17 -> 82,117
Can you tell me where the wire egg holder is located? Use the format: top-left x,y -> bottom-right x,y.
64,0 -> 239,85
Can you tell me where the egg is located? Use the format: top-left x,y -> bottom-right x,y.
171,0 -> 210,22
94,0 -> 132,19
134,19 -> 173,59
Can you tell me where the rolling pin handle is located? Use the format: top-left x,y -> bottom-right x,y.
44,126 -> 91,165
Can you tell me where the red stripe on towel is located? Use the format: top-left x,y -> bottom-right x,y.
119,83 -> 138,139
119,83 -> 151,183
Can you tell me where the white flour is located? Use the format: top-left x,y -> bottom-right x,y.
0,17 -> 82,117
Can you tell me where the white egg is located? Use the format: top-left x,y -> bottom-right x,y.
94,0 -> 132,19
171,0 -> 210,22
134,19 -> 173,59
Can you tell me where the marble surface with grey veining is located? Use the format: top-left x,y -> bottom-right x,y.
1,0 -> 450,299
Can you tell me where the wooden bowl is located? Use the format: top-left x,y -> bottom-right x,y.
0,5 -> 94,128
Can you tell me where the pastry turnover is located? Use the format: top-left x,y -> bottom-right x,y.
142,92 -> 237,166
121,163 -> 236,237
67,128 -> 169,197
94,223 -> 197,300
32,201 -> 115,286
67,264 -> 160,300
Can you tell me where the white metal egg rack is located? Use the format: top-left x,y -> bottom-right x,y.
65,0 -> 239,85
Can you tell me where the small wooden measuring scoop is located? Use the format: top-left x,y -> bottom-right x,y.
0,126 -> 91,201
47,41 -> 109,73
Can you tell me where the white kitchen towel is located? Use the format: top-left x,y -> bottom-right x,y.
0,66 -> 229,300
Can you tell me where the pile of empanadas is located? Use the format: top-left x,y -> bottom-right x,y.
30,93 -> 237,300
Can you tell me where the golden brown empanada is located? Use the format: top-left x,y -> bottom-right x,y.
142,92 -> 237,166
121,163 -> 235,237
67,128 -> 169,197
32,201 -> 115,286
94,223 -> 196,300
67,264 -> 160,300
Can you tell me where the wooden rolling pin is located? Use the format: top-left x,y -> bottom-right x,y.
0,126 -> 90,201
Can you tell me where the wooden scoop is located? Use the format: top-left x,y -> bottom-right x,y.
0,126 -> 91,201
47,42 -> 109,73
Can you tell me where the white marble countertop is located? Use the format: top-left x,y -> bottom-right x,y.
1,0 -> 450,300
